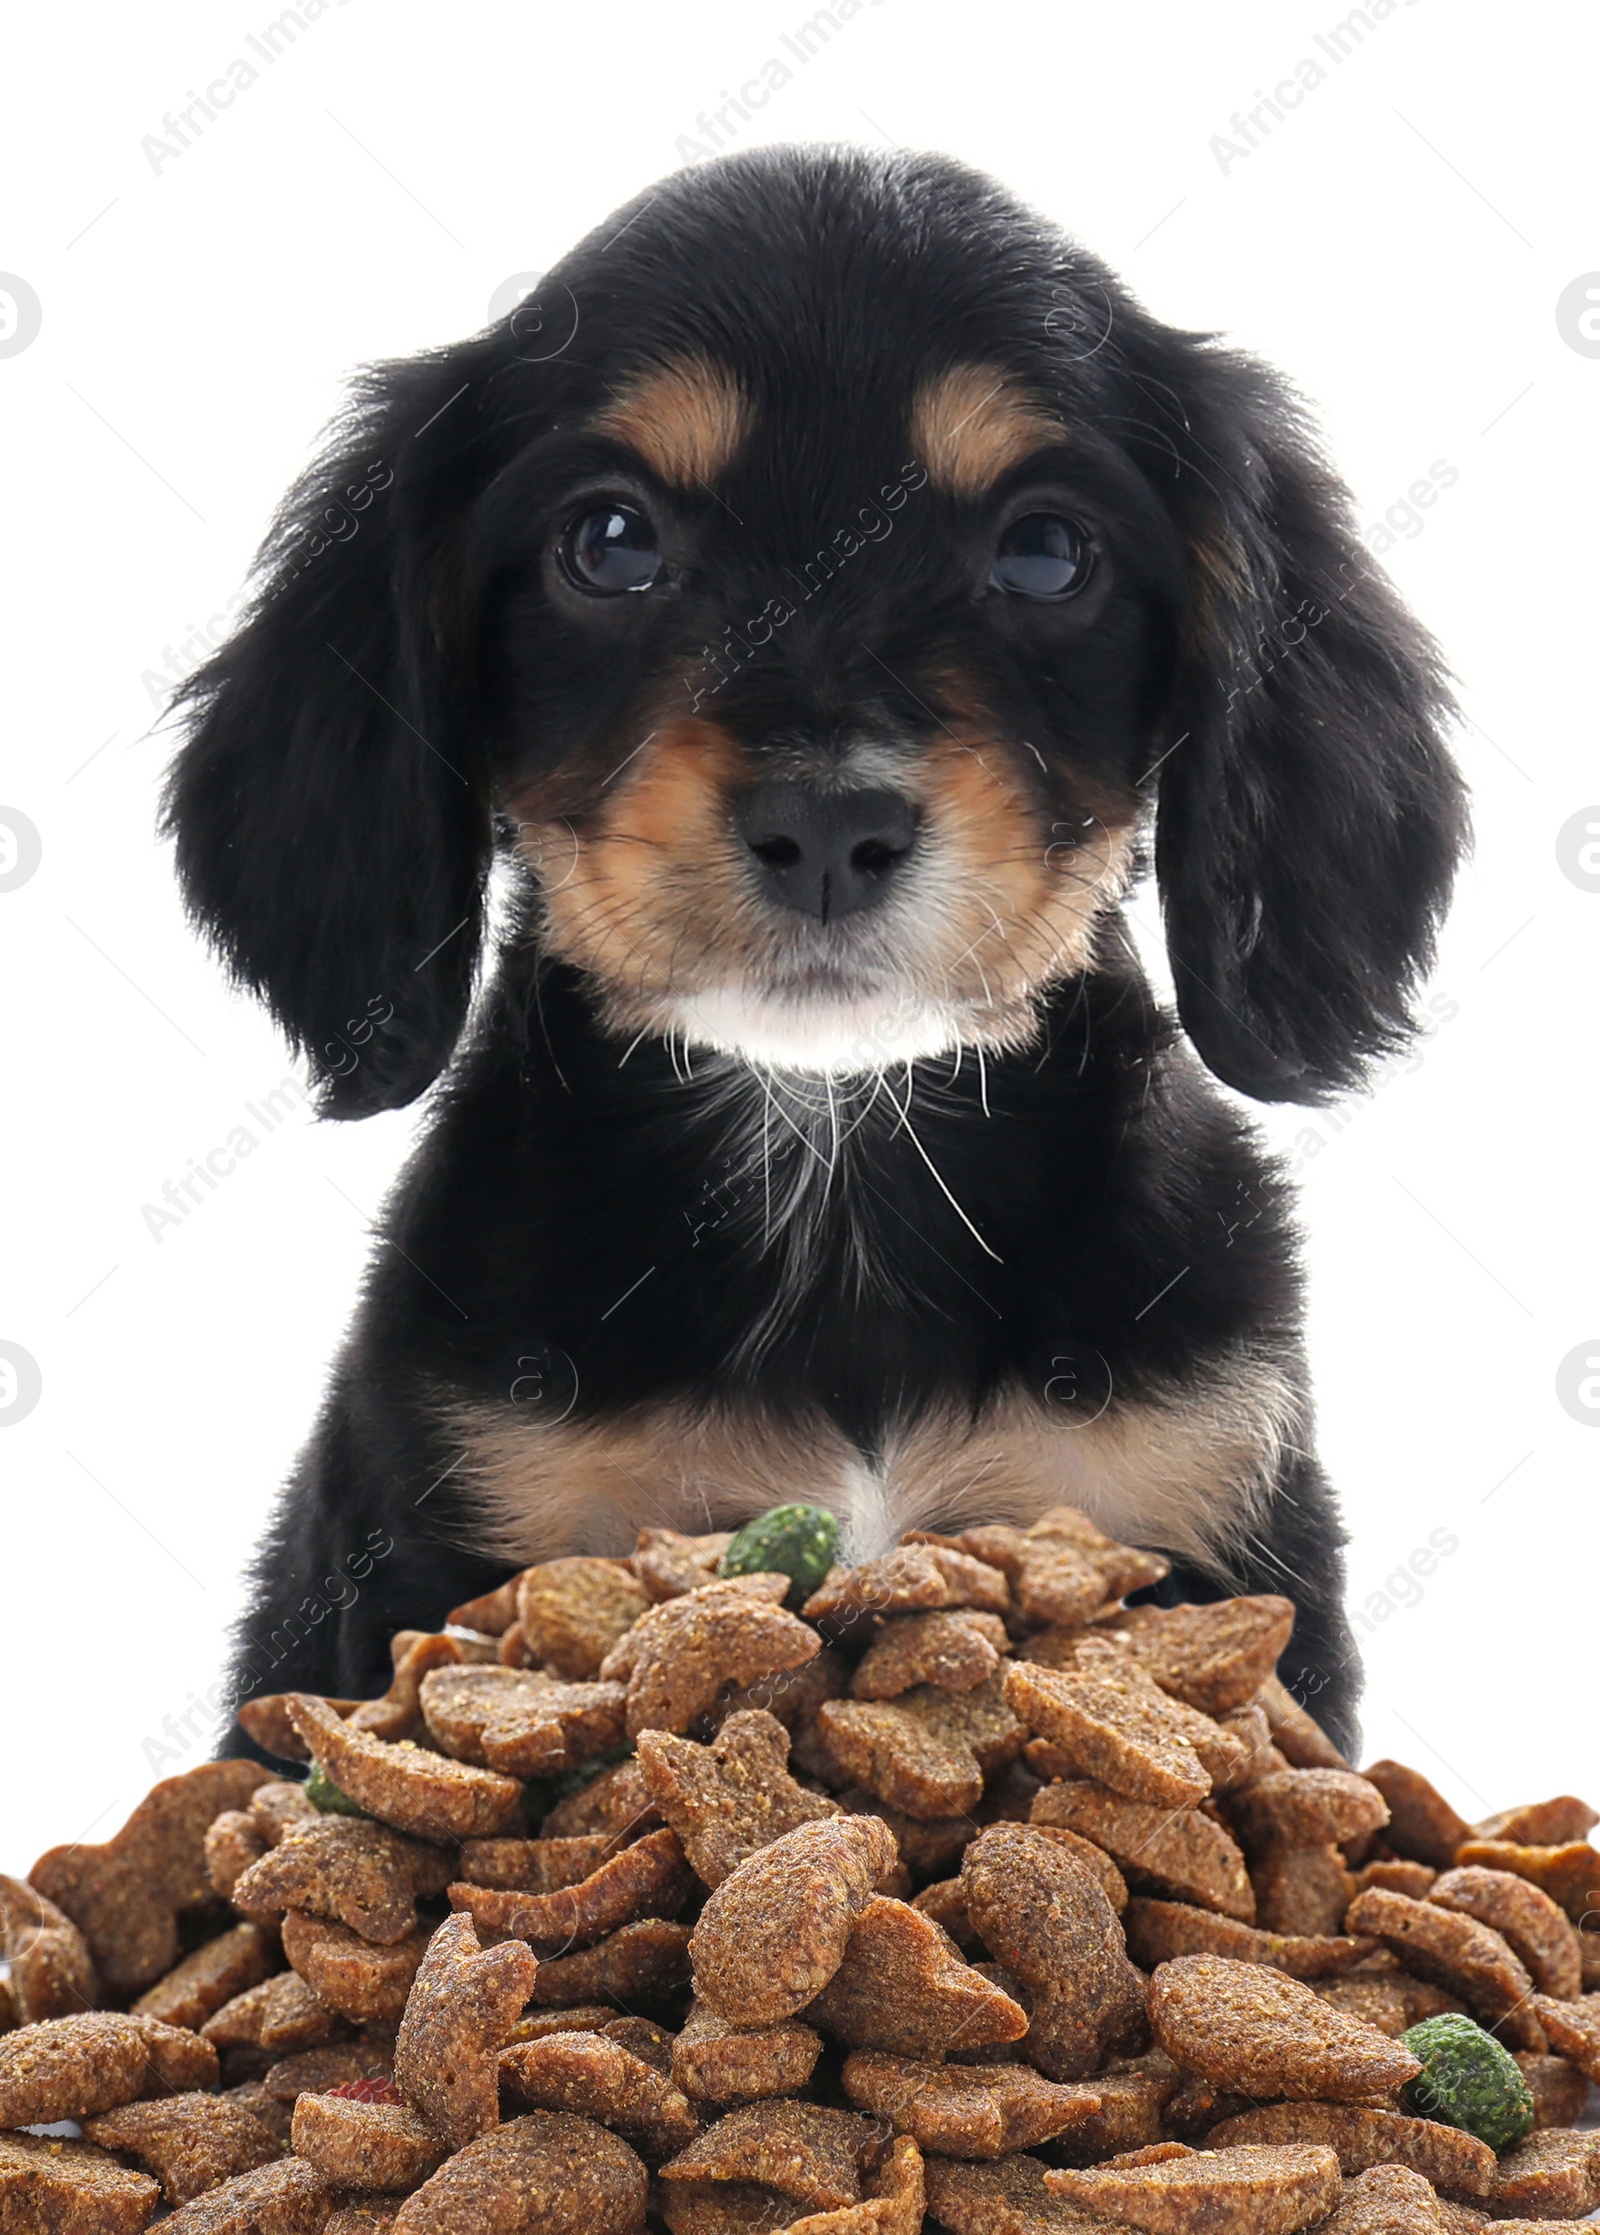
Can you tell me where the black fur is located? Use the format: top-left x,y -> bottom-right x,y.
164,147 -> 1466,1757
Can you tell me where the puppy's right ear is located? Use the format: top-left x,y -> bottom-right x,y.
162,355 -> 494,1116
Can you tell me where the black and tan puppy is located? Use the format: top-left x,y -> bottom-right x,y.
166,147 -> 1466,1755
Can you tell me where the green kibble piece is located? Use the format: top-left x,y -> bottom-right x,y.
305,1763 -> 372,1820
719,1503 -> 839,1606
1401,2012 -> 1535,2152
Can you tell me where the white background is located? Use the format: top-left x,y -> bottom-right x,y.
2,0 -> 1596,1870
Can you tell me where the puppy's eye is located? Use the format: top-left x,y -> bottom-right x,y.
990,513 -> 1092,599
559,504 -> 664,594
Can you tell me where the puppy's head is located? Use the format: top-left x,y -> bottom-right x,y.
166,146 -> 1465,1112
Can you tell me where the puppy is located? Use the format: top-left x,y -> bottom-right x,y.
166,147 -> 1466,1756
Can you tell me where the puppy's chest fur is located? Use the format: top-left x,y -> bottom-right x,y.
431,1060 -> 1299,1582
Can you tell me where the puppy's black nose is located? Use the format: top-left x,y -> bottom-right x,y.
734,782 -> 918,921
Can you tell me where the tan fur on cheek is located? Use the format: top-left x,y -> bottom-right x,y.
515,717 -> 762,1009
591,354 -> 752,489
910,364 -> 1063,497
914,736 -> 1135,1003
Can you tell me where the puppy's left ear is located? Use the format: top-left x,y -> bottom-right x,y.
162,353 -> 495,1117
1135,338 -> 1469,1103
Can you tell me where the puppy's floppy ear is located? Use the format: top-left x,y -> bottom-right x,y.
162,354 -> 494,1116
1133,337 -> 1468,1104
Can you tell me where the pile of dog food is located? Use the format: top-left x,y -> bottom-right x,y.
1,1501 -> 1596,2231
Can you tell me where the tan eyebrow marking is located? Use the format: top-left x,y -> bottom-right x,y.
910,364 -> 1064,497
590,353 -> 752,489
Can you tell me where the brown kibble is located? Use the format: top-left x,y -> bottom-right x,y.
500,2029 -> 698,2154
1515,2049 -> 1591,2127
1107,1597 -> 1298,1717
1004,1657 -> 1235,1809
447,1577 -> 521,1636
224,2078 -> 295,2145
540,1759 -> 660,1843
1353,1859 -> 1437,1899
251,1781 -> 319,1841
29,1760 -> 272,1995
659,2101 -> 874,2212
499,1621 -> 534,1669
390,2110 -> 647,2235
286,1694 -> 524,1842
910,1877 -> 983,1952
1529,1991 -> 1600,2081
1488,2127 -> 1600,2221
671,2000 -> 823,2104
804,1894 -> 1027,2058
1229,1771 -> 1391,1854
689,1815 -> 897,2027
849,1609 -> 1010,1700
1252,1844 -> 1357,1938
1210,1703 -> 1287,1789
1428,1867 -> 1583,1999
419,1665 -> 628,1779
0,2009 -> 217,2124
518,1558 -> 652,1678
280,1911 -> 433,2026
156,2154 -> 333,2230
960,1507 -> 1168,1621
1312,1976 -> 1462,2038
841,2047 -> 1101,2158
1256,1678 -> 1351,1772
1360,1762 -> 1474,1870
801,1545 -> 1009,1624
262,2042 -> 397,2101
393,1911 -> 539,2149
1453,1839 -> 1600,1925
634,1528 -> 733,1602
1149,1954 -> 1422,2099
717,1641 -> 850,1748
0,1873 -> 98,2025
457,1833 -> 622,1893
133,1921 -> 279,2032
529,1919 -> 692,2008
1315,2163 -> 1455,2232
1123,1897 -> 1376,1979
1031,1778 -> 1256,1922
291,2090 -> 450,2191
205,1811 -> 271,1901
1052,2050 -> 1182,2161
1344,1889 -> 1546,2049
84,2089 -> 281,2205
1204,2102 -> 1496,2196
201,1968 -> 351,2054
1473,1795 -> 1598,1847
816,2132 -> 923,2235
920,2148 -> 1084,2235
504,2007 -> 617,2045
817,1669 -> 1023,1821
962,1823 -> 1146,2082
235,1693 -> 363,1762
0,2129 -> 159,2233
348,1634 -> 469,1743
1047,2140 -> 1343,2233
954,1525 -> 1109,1629
636,1711 -> 840,1887
326,2198 -> 404,2232
828,1790 -> 972,1879
448,1828 -> 692,1947
233,1817 -> 456,1945
600,1582 -> 820,1740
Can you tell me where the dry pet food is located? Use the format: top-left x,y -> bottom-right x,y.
2,1499 -> 1594,2234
